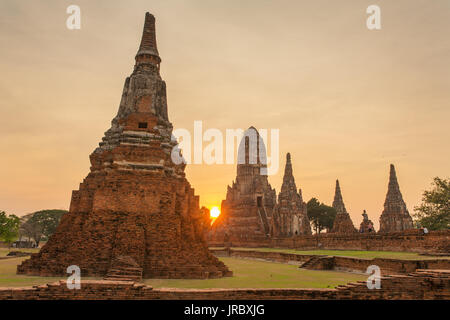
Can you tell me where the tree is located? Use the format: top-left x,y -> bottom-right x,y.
307,198 -> 337,234
20,214 -> 43,246
0,211 -> 20,249
20,209 -> 67,247
413,177 -> 450,230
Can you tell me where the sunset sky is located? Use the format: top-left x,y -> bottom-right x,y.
0,0 -> 449,229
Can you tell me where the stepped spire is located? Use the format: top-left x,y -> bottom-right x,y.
213,126 -> 277,241
272,153 -> 311,236
332,179 -> 346,214
385,164 -> 403,206
135,12 -> 161,67
330,179 -> 356,233
379,164 -> 413,232
17,12 -> 232,279
281,153 -> 296,193
284,153 -> 293,175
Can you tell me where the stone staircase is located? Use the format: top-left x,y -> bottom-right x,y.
103,255 -> 143,282
257,206 -> 270,236
104,266 -> 143,282
299,256 -> 335,270
300,256 -> 322,269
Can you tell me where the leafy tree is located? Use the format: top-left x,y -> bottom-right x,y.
307,198 -> 337,234
20,209 -> 67,246
413,177 -> 450,230
0,211 -> 20,248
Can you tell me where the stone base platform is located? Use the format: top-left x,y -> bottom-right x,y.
0,269 -> 448,300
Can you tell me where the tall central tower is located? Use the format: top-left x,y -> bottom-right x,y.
18,13 -> 231,279
211,127 -> 277,243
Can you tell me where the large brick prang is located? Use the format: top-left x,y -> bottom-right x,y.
17,12 -> 231,280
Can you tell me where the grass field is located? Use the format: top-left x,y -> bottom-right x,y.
0,254 -> 366,289
0,256 -> 62,287
213,247 -> 449,260
2,246 -> 443,289
143,257 -> 367,289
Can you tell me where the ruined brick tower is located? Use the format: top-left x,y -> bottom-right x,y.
379,164 -> 414,233
272,153 -> 311,237
329,180 -> 357,233
17,13 -> 231,279
211,127 -> 277,243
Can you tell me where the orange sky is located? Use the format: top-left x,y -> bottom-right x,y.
0,0 -> 449,230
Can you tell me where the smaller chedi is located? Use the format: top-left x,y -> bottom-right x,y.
271,153 -> 311,236
359,210 -> 375,233
329,180 -> 357,233
379,164 -> 414,232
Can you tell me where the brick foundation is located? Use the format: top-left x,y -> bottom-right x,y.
212,248 -> 450,275
0,270 -> 448,300
210,229 -> 450,254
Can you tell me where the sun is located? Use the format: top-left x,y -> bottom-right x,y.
210,206 -> 221,218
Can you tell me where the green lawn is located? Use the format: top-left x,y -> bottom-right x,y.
0,256 -> 62,287
143,257 -> 367,289
0,255 -> 366,289
3,246 -> 441,289
214,247 -> 449,260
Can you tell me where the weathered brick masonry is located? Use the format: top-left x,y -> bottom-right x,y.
16,12 -> 231,279
329,180 -> 357,234
379,164 -> 414,232
211,248 -> 450,275
209,230 -> 450,254
0,270 -> 448,300
211,127 -> 277,242
271,153 -> 311,237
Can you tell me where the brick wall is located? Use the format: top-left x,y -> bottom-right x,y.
210,229 -> 450,254
0,270 -> 448,300
212,248 -> 450,275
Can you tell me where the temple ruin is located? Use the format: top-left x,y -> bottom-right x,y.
211,127 -> 277,242
271,153 -> 312,237
379,164 -> 414,233
17,12 -> 231,279
329,180 -> 357,234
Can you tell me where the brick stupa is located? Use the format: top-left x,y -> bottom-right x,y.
210,127 -> 277,242
329,180 -> 357,233
272,153 -> 311,236
379,164 -> 414,232
17,13 -> 231,279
